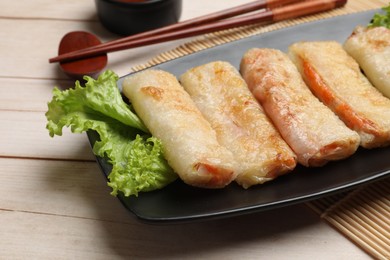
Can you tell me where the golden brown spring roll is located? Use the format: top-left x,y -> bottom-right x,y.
344,26 -> 390,98
122,69 -> 238,188
240,48 -> 360,167
180,61 -> 297,188
289,41 -> 390,148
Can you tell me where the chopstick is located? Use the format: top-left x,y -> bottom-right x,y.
49,0 -> 347,63
49,0 -> 300,64
73,0 -> 301,51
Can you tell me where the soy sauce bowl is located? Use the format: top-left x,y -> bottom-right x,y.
95,0 -> 182,36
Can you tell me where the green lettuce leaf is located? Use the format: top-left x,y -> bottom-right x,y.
46,70 -> 148,135
45,70 -> 177,197
368,3 -> 390,29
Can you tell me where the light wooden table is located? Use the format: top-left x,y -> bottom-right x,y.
0,1 -> 380,258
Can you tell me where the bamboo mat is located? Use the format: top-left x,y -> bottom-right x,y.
308,178 -> 390,259
130,0 -> 390,258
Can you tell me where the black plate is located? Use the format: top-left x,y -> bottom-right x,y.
88,9 -> 390,223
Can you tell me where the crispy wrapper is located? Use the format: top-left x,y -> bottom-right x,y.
344,26 -> 390,98
180,61 -> 296,188
240,48 -> 360,167
123,69 -> 238,188
289,41 -> 390,148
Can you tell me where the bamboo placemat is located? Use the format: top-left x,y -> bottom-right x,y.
131,0 -> 390,258
308,178 -> 390,259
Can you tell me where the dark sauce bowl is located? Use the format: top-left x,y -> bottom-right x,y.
95,0 -> 182,36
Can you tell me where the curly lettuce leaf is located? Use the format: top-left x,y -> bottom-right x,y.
105,134 -> 174,196
368,3 -> 390,29
46,70 -> 148,135
46,70 -> 177,197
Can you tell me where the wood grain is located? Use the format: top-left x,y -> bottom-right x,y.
0,157 -> 368,259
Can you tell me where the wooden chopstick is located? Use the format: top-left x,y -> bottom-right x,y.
49,0 -> 347,63
49,0 -> 299,64
74,0 -> 300,51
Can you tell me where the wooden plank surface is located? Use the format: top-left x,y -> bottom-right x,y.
0,160 -> 370,259
1,206 -> 360,259
0,0 -> 384,258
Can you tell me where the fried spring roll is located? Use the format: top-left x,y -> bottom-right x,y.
289,41 -> 390,148
240,48 -> 360,167
122,69 -> 238,188
180,61 -> 296,188
344,26 -> 390,98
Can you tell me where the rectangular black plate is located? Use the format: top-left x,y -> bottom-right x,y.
88,9 -> 390,223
